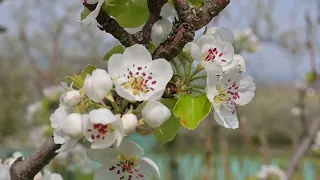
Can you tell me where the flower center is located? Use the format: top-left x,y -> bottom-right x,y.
87,123 -> 112,141
121,64 -> 157,96
109,155 -> 145,180
214,79 -> 240,114
203,47 -> 227,64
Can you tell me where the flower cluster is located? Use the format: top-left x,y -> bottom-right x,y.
185,27 -> 256,129
50,44 -> 173,179
50,14 -> 255,177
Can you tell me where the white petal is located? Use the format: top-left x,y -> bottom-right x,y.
234,54 -> 246,72
50,106 -> 68,128
121,114 -> 138,134
160,3 -> 177,18
122,44 -> 152,68
142,101 -> 171,128
84,69 -> 113,103
151,18 -> 173,46
53,129 -> 68,145
91,132 -> 117,149
206,74 -> 219,102
236,73 -> 256,105
138,157 -> 161,180
87,148 -> 119,163
206,27 -> 234,44
59,113 -> 83,140
203,61 -> 223,75
111,119 -> 125,146
116,139 -> 144,159
196,34 -> 216,49
56,138 -> 78,153
213,105 -> 239,129
91,69 -> 113,98
144,59 -> 173,93
145,90 -> 167,101
114,83 -> 137,101
89,108 -> 117,124
79,0 -> 104,25
185,42 -> 202,61
93,164 -> 121,180
107,54 -> 125,79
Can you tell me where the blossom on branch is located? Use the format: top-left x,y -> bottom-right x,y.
80,0 -> 105,25
185,27 -> 236,75
108,44 -> 173,101
82,108 -> 124,149
50,106 -> 79,152
206,68 -> 255,129
142,101 -> 171,128
88,140 -> 160,180
84,69 -> 113,103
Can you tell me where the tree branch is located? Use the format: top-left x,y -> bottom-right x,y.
10,137 -> 61,180
152,0 -> 230,60
285,116 -> 320,179
85,0 -> 167,46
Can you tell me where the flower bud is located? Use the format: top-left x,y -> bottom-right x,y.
60,113 -> 83,140
63,90 -> 81,106
142,101 -> 171,128
83,69 -> 113,103
121,114 -> 138,135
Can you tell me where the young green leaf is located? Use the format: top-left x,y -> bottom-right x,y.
153,98 -> 181,144
103,0 -> 149,28
66,64 -> 97,89
103,45 -> 126,61
174,94 -> 212,130
81,7 -> 91,20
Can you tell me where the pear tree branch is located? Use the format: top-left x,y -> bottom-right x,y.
10,137 -> 61,180
85,0 -> 167,47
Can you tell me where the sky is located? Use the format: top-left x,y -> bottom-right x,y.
0,0 -> 319,83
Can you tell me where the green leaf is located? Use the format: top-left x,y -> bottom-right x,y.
103,45 -> 125,61
153,98 -> 181,144
103,0 -> 149,28
66,64 -> 97,89
81,7 -> 91,20
174,94 -> 211,130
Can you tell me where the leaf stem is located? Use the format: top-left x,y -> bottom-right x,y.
191,75 -> 207,82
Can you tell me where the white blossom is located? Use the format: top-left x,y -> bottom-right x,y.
185,31 -> 235,75
205,27 -> 235,44
43,86 -> 64,100
206,68 -> 255,129
80,0 -> 104,25
142,101 -> 170,128
83,69 -> 113,103
160,3 -> 177,19
87,140 -> 160,180
108,44 -> 173,101
50,106 -> 78,153
60,113 -> 84,140
62,90 -> 81,107
82,108 -> 124,149
121,114 -> 138,135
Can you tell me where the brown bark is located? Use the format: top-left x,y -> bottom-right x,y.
10,137 -> 61,180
